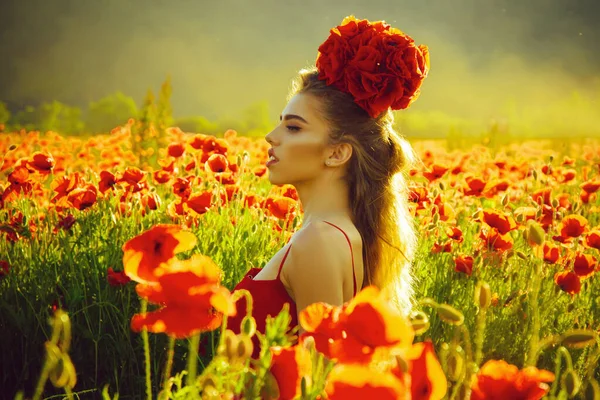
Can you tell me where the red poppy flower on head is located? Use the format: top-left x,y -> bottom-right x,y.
28,151 -> 55,173
122,224 -> 197,284
325,364 -> 409,400
167,143 -> 185,158
269,345 -> 312,400
554,271 -> 581,295
131,255 -> 235,338
107,267 -> 131,287
454,255 -> 474,275
471,360 -> 554,400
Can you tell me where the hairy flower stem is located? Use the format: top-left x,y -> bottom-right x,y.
526,260 -> 542,366
140,300 -> 152,400
187,334 -> 201,386
473,307 -> 487,366
161,336 -> 176,396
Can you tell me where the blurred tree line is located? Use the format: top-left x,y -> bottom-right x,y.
0,75 -> 273,139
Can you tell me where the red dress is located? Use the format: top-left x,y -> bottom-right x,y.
227,221 -> 358,358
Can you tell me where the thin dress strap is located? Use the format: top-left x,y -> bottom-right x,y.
276,244 -> 293,280
323,221 -> 358,296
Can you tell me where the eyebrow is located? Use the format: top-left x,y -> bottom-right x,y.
280,114 -> 309,124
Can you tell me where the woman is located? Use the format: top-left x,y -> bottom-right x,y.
227,15 -> 430,356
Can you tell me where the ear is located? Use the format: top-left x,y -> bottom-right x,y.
326,142 -> 353,167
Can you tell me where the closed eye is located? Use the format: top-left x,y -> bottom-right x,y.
286,125 -> 301,132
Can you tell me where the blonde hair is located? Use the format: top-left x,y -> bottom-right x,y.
289,68 -> 419,314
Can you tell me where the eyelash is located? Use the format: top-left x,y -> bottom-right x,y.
286,125 -> 301,132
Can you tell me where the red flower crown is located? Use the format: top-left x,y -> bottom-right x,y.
316,15 -> 430,118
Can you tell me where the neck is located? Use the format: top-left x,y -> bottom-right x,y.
294,174 -> 352,227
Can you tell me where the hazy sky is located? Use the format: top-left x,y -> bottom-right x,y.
1,0 -> 599,133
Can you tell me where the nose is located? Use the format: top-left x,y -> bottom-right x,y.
265,127 -> 278,145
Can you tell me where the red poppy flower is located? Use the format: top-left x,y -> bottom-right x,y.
252,165 -> 267,177
573,252 -> 596,278
542,242 -> 560,264
172,177 -> 192,199
131,255 -> 235,338
555,215 -> 588,242
167,143 -> 185,158
463,175 -> 487,197
454,255 -> 474,275
269,345 -> 312,400
107,267 -> 131,287
446,226 -> 464,243
586,230 -> 600,250
205,153 -> 229,173
422,164 -> 449,182
122,224 -> 197,284
531,188 -> 552,207
28,151 -> 55,173
141,192 -> 161,210
67,184 -> 98,211
57,214 -> 76,231
214,172 -> 236,185
554,271 -> 581,295
479,227 -> 513,252
481,210 -> 517,235
189,134 -> 208,150
325,364 -> 409,400
471,359 -> 554,400
580,179 -> 600,194
404,341 -> 447,400
99,170 -> 117,193
119,167 -> 146,185
431,241 -> 452,254
268,196 -> 298,222
186,191 -> 213,215
561,169 -> 576,183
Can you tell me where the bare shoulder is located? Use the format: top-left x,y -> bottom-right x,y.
281,221 -> 354,309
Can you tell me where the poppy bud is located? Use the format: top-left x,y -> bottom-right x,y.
572,202 -> 580,213
235,334 -> 254,362
549,155 -> 554,162
439,181 -> 445,190
561,369 -> 581,397
551,198 -> 559,209
516,213 -> 525,223
501,195 -> 509,207
261,371 -> 280,400
241,316 -> 257,338
409,310 -> 430,335
561,329 -> 598,348
395,354 -> 409,374
475,281 -> 492,309
527,220 -> 545,246
532,169 -> 538,181
223,330 -> 239,360
301,376 -> 309,398
432,211 -> 439,224
516,251 -> 528,260
49,353 -> 77,389
436,304 -> 464,326
446,350 -> 464,382
9,144 -> 17,151
584,378 -> 600,400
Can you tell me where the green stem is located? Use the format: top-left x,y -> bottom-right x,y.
140,300 -> 152,400
162,336 -> 176,396
526,260 -> 542,366
187,334 -> 201,386
473,307 -> 487,366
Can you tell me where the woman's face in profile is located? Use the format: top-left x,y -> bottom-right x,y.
265,93 -> 332,186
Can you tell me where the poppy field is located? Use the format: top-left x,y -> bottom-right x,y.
1,120 -> 600,399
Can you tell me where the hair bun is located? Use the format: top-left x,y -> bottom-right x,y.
316,15 -> 430,119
